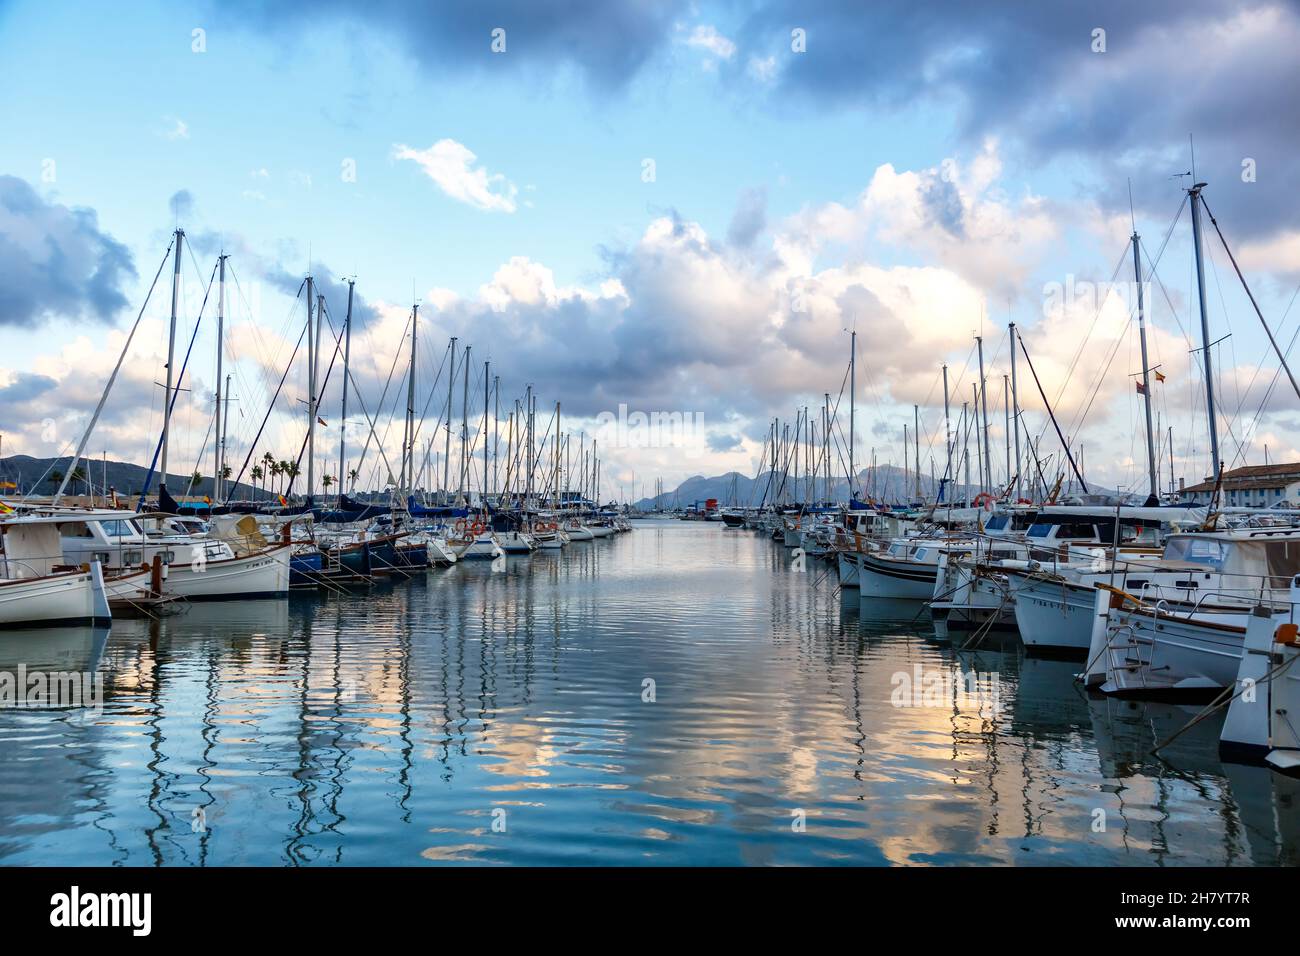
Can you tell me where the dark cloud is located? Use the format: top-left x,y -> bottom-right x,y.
0,176 -> 136,328
0,371 -> 57,404
707,431 -> 743,452
221,0 -> 691,90
736,0 -> 1300,237
919,172 -> 964,238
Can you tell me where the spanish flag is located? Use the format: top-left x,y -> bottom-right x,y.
0,481 -> 15,490
1155,370 -> 1166,383
0,501 -> 13,515
1135,380 -> 1147,395
278,494 -> 288,507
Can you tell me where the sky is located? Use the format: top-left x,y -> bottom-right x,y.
1,0 -> 1299,502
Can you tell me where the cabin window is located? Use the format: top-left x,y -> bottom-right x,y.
98,519 -> 139,537
59,521 -> 94,538
1163,537 -> 1228,570
984,515 -> 1009,532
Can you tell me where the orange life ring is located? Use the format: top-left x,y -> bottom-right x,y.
470,520 -> 486,536
973,492 -> 997,511
454,518 -> 467,532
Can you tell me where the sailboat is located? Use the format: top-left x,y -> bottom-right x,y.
0,513 -> 111,628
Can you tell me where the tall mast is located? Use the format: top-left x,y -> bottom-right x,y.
961,401 -> 971,506
1008,322 -> 1021,501
823,394 -> 831,504
902,423 -> 909,504
1132,231 -> 1159,503
1188,183 -> 1221,483
220,372 -> 231,499
159,228 -> 184,501
405,303 -> 418,494
459,345 -> 471,501
849,330 -> 856,497
213,252 -> 227,502
976,334 -> 992,492
444,337 -> 456,500
304,276 -> 316,501
942,364 -> 951,502
338,279 -> 354,506
1003,374 -> 1011,490
482,360 -> 490,500
913,404 -> 921,500
493,375 -> 500,498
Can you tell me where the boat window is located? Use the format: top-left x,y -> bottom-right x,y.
1263,540 -> 1300,583
1026,523 -> 1053,538
59,521 -> 94,538
98,519 -> 139,537
913,549 -> 927,560
984,515 -> 1009,532
1162,537 -> 1228,569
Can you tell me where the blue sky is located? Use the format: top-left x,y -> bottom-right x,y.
2,0 -> 1298,500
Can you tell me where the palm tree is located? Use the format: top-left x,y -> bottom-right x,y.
190,471 -> 203,497
322,474 -> 334,493
284,461 -> 300,496
348,467 -> 359,491
251,464 -> 264,500
48,470 -> 63,492
269,461 -> 282,497
70,466 -> 87,496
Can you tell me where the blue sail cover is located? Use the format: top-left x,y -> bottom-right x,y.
406,496 -> 469,519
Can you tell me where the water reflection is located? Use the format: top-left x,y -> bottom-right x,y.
0,520 -> 1296,865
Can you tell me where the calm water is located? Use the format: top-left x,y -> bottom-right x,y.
1,520 -> 1296,866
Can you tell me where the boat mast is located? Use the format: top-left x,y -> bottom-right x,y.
304,276 -> 316,501
459,345 -> 470,503
1008,322 -> 1021,501
961,401 -> 971,506
942,364 -> 951,503
1188,183 -> 1221,484
405,303 -> 418,495
913,404 -> 920,501
493,374 -> 500,499
444,337 -> 456,501
976,334 -> 992,493
849,330 -> 856,497
482,360 -> 490,500
338,279 -> 354,507
213,252 -> 227,502
1003,374 -> 1010,491
1132,231 -> 1159,503
159,228 -> 184,503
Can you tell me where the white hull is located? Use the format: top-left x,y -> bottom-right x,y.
858,553 -> 936,601
496,532 -> 536,554
1012,576 -> 1097,653
0,567 -> 107,628
566,526 -> 595,541
457,534 -> 503,560
427,538 -> 458,565
1100,609 -> 1248,695
837,552 -> 861,588
162,544 -> 291,600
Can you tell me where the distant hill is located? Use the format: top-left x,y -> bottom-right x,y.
633,464 -> 1116,509
0,454 -> 263,501
633,465 -> 977,509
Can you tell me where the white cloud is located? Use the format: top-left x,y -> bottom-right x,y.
684,25 -> 736,61
747,55 -> 778,82
161,117 -> 189,140
393,139 -> 518,213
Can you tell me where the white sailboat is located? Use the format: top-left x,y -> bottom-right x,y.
0,514 -> 110,628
